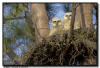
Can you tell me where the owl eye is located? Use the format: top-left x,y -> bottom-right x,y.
66,15 -> 68,17
58,20 -> 61,22
53,21 -> 56,23
69,15 -> 72,17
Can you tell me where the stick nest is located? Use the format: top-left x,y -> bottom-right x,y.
25,29 -> 97,66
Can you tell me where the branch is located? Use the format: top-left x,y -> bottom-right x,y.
4,16 -> 25,20
69,3 -> 77,38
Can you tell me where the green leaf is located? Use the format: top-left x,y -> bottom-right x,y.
3,37 -> 12,52
15,4 -> 23,16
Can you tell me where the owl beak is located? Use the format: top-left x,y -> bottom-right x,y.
68,18 -> 70,20
64,17 -> 68,20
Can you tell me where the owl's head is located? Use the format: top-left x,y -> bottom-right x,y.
64,12 -> 72,20
52,17 -> 62,28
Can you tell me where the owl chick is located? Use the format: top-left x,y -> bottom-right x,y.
49,17 -> 62,36
63,12 -> 80,31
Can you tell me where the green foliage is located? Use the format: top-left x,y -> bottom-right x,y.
10,4 -> 23,16
23,24 -> 35,40
5,21 -> 35,40
4,4 -> 24,24
11,23 -> 25,37
16,4 -> 23,15
3,37 -> 12,52
5,4 -> 23,17
3,3 -> 36,65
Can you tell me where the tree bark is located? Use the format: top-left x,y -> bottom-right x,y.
76,5 -> 82,28
76,3 -> 93,29
93,3 -> 98,29
80,4 -> 86,29
69,4 -> 76,38
30,4 -> 50,42
83,4 -> 93,29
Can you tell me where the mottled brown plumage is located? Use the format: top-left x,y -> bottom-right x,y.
49,17 -> 62,36
63,12 -> 80,31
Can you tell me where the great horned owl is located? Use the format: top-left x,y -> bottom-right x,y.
49,17 -> 62,36
63,12 -> 80,31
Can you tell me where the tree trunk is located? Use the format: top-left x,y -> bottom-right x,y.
76,5 -> 82,28
80,4 -> 86,29
69,4 -> 76,38
30,4 -> 50,42
83,4 -> 93,29
93,3 -> 98,29
76,3 -> 93,29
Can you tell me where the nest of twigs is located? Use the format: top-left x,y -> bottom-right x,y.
25,29 -> 97,66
